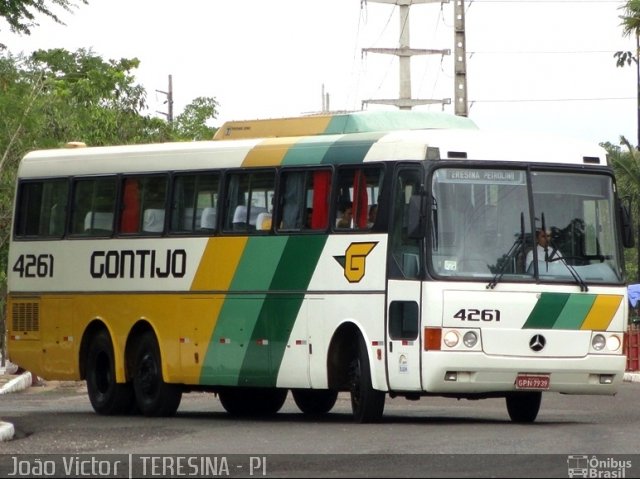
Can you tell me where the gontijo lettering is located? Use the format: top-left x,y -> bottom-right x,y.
90,249 -> 187,279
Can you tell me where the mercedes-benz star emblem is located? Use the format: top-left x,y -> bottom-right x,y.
529,334 -> 546,352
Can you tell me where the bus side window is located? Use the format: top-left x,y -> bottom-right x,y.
334,166 -> 383,231
224,170 -> 275,234
70,177 -> 117,236
14,179 -> 68,238
118,175 -> 167,235
278,169 -> 331,232
170,173 -> 219,234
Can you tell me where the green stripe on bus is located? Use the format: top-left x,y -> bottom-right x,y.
321,132 -> 386,165
281,136 -> 336,166
238,235 -> 328,387
522,293 -> 570,329
201,237 -> 288,385
553,294 -> 596,330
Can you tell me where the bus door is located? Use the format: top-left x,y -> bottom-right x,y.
385,167 -> 423,392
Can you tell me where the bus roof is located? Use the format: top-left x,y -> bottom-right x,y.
18,118 -> 608,179
212,110 -> 478,140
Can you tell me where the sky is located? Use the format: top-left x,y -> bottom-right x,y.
2,0 -> 638,145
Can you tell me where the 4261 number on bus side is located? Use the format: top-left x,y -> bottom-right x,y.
453,308 -> 501,322
12,254 -> 54,278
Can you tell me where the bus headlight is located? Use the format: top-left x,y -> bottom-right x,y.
592,334 -> 606,351
606,335 -> 621,352
443,331 -> 459,348
463,331 -> 478,348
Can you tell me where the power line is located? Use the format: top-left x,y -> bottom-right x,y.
469,0 -> 622,3
471,96 -> 634,103
468,50 -> 625,55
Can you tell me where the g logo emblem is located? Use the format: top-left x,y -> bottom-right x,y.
335,242 -> 377,283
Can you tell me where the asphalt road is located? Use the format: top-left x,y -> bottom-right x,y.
0,381 -> 639,477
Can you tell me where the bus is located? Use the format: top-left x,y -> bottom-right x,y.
6,110 -> 633,423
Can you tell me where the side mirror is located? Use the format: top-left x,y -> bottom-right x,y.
619,201 -> 634,248
407,194 -> 426,239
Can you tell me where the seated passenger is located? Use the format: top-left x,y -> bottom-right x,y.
336,202 -> 353,229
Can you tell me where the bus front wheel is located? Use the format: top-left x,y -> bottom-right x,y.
349,336 -> 385,423
506,392 -> 542,423
86,330 -> 133,415
132,331 -> 182,417
219,388 -> 288,416
292,389 -> 338,415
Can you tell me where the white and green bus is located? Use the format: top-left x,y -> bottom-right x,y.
7,111 -> 633,423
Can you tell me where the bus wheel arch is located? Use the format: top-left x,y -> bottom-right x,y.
327,322 -> 385,423
327,322 -> 361,391
81,321 -> 134,415
126,324 -> 182,417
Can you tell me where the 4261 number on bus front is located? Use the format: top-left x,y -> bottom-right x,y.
453,308 -> 501,322
12,254 -> 54,278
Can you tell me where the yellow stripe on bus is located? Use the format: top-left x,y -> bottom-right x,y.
190,237 -> 248,291
580,295 -> 622,331
242,138 -> 295,167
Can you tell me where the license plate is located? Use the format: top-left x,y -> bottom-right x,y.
515,374 -> 550,390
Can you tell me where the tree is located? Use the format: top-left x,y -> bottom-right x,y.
606,138 -> 640,281
616,0 -> 640,148
173,96 -> 219,141
27,48 -> 172,146
0,0 -> 88,36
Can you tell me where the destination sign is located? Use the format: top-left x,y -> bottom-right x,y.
440,169 -> 526,185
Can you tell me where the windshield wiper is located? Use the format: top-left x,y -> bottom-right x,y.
487,212 -> 525,289
545,247 -> 589,292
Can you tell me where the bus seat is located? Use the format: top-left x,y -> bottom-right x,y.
84,211 -> 113,232
232,205 -> 247,230
200,207 -> 217,230
249,206 -> 267,227
143,209 -> 165,233
255,212 -> 272,231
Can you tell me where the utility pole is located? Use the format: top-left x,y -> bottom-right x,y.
362,0 -> 451,110
322,84 -> 331,112
454,0 -> 468,116
156,74 -> 174,123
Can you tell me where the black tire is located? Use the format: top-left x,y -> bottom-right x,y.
132,331 -> 182,417
86,330 -> 134,415
349,336 -> 385,423
292,389 -> 338,415
219,388 -> 288,416
506,392 -> 542,423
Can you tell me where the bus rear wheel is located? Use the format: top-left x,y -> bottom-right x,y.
349,336 -> 385,423
292,389 -> 338,415
86,330 -> 133,415
506,392 -> 542,423
218,388 -> 288,416
132,331 -> 182,417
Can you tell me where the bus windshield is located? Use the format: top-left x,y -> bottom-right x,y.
430,167 -> 623,285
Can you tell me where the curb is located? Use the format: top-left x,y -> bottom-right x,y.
0,421 -> 15,442
0,372 -> 32,396
623,371 -> 640,383
0,372 -> 32,442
